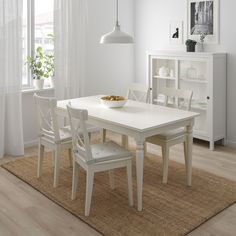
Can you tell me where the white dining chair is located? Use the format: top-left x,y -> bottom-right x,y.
34,94 -> 96,188
102,82 -> 150,148
34,94 -> 72,188
67,105 -> 133,216
145,87 -> 193,184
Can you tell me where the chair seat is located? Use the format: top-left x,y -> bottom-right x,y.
75,141 -> 132,165
147,128 -> 186,142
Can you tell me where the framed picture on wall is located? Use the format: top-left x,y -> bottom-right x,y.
169,20 -> 183,45
187,0 -> 219,44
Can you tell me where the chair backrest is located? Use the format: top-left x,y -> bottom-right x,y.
126,83 -> 150,103
159,87 -> 193,111
67,104 -> 93,163
33,94 -> 60,142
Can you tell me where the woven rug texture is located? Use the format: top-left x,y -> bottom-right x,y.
2,150 -> 236,236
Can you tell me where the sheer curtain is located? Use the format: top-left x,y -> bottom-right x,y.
0,0 -> 24,158
54,0 -> 88,100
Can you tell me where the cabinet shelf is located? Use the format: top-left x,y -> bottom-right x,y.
180,78 -> 207,84
153,75 -> 176,80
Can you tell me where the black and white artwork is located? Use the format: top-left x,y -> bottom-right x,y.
190,1 -> 213,35
169,20 -> 183,45
187,0 -> 219,43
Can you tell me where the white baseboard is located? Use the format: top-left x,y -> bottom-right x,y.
226,140 -> 236,149
24,139 -> 38,148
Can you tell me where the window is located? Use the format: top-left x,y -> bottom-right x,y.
22,0 -> 54,88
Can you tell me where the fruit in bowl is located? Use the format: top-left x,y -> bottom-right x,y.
100,95 -> 127,108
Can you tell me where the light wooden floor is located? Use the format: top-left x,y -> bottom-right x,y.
0,132 -> 236,236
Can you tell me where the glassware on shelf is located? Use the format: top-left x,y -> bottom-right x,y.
170,69 -> 174,78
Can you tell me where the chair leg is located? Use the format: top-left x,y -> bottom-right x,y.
109,170 -> 115,190
85,169 -> 94,216
183,141 -> 188,173
68,148 -> 73,167
53,146 -> 61,188
162,144 -> 169,184
101,129 -> 106,142
52,150 -> 55,168
127,161 -> 133,206
37,141 -> 44,179
71,161 -> 79,200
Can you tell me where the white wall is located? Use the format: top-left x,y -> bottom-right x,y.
134,0 -> 236,147
22,0 -> 134,146
84,0 -> 134,97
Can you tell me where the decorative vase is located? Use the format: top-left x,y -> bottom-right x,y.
159,66 -> 169,77
197,42 -> 204,52
33,79 -> 44,90
186,44 -> 196,52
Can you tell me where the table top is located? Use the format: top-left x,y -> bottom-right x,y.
57,95 -> 199,132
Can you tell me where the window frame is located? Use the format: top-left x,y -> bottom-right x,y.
22,0 -> 54,89
22,0 -> 34,89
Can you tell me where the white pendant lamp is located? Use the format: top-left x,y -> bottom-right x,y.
100,0 -> 134,44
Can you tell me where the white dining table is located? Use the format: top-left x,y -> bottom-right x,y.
57,95 -> 199,211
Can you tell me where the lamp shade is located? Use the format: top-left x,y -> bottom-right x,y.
100,25 -> 133,44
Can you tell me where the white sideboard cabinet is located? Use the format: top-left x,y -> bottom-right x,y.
147,51 -> 227,150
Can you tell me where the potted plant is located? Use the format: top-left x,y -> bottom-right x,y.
185,39 -> 197,52
26,47 -> 46,90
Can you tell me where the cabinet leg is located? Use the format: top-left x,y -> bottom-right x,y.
210,140 -> 215,151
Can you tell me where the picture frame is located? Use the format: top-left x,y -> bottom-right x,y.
169,20 -> 183,45
187,0 -> 219,44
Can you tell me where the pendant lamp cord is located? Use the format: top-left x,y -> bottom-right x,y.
116,0 -> 119,27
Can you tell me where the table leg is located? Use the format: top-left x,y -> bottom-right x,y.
135,140 -> 144,211
186,122 -> 193,186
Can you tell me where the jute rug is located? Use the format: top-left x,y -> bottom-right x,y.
2,150 -> 236,236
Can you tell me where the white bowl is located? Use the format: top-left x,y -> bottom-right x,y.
100,96 -> 127,108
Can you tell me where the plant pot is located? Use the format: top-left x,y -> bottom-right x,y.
33,79 -> 44,90
49,77 -> 55,88
186,44 -> 196,52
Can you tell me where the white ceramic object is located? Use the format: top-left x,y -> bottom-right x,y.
33,79 -> 44,90
49,77 -> 55,88
159,66 -> 169,77
100,97 -> 127,108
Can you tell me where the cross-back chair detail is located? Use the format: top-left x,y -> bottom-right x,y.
126,83 -> 150,103
67,106 -> 93,163
34,95 -> 60,142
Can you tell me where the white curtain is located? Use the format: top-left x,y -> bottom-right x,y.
54,0 -> 88,100
0,0 -> 24,158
